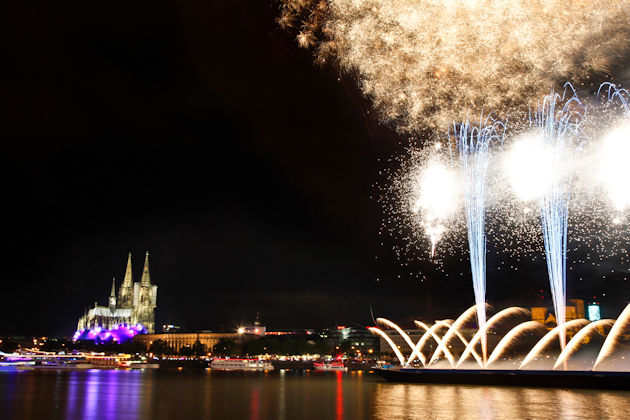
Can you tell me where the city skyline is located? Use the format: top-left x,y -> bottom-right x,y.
2,1 -> 629,337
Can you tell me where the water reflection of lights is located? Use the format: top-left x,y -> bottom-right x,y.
336,371 -> 343,420
250,382 -> 261,420
371,383 -> 630,419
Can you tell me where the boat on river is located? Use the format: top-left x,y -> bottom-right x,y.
314,361 -> 347,372
210,358 -> 273,371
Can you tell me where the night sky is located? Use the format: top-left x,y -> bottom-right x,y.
2,1 -> 628,336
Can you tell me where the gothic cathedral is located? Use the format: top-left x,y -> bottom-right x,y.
77,252 -> 158,333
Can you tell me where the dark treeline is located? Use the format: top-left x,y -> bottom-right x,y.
1,335 -> 372,358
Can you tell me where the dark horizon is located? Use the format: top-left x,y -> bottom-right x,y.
2,0 -> 628,337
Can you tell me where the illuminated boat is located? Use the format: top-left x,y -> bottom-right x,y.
118,360 -> 160,369
376,367 -> 630,390
210,358 -> 274,371
85,354 -> 132,368
0,353 -> 35,370
314,361 -> 347,372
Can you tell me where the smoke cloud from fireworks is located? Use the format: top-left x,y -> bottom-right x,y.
280,0 -> 630,131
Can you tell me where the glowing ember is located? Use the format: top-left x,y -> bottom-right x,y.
411,159 -> 460,257
598,121 -> 630,211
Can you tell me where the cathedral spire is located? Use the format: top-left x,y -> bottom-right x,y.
118,252 -> 134,308
122,252 -> 133,286
141,251 -> 151,285
109,277 -> 117,310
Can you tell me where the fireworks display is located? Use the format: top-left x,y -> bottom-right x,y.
277,3 -> 630,278
531,85 -> 585,350
373,83 -> 630,358
277,0 -> 630,371
371,304 -> 630,370
277,2 -> 630,285
502,135 -> 555,202
380,83 -> 630,268
455,116 -> 504,364
410,150 -> 460,257
279,0 -> 630,131
598,121 -> 630,211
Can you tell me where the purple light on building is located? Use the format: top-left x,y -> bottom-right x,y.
73,324 -> 147,344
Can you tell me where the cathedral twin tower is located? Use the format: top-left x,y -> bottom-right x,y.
77,252 -> 158,334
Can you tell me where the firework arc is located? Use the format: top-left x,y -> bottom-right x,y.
457,307 -> 528,368
428,305 -> 480,366
415,320 -> 460,368
520,318 -> 590,369
594,302 -> 630,370
554,319 -> 615,370
405,321 -> 450,367
486,321 -> 546,367
368,326 -> 406,365
373,303 -> 630,371
426,320 -> 483,367
405,321 -> 429,366
376,318 -> 418,352
598,82 -> 630,114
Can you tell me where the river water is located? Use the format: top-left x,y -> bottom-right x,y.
1,369 -> 629,419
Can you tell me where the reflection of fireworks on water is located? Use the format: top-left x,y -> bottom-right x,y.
279,0 -> 630,131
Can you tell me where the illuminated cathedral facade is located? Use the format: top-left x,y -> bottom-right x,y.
76,252 -> 158,334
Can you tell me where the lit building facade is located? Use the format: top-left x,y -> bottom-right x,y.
319,326 -> 380,352
135,321 -> 266,352
134,332 -> 240,352
588,303 -> 601,321
76,252 -> 158,334
531,299 -> 586,327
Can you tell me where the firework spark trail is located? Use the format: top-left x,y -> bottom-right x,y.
457,307 -> 528,368
594,302 -> 630,370
554,319 -> 614,370
486,321 -> 545,367
455,115 -> 504,366
598,82 -> 630,113
428,305 -> 479,365
532,84 -> 585,352
520,318 -> 590,369
406,321 -> 450,366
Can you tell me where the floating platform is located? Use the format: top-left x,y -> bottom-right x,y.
376,367 -> 630,390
